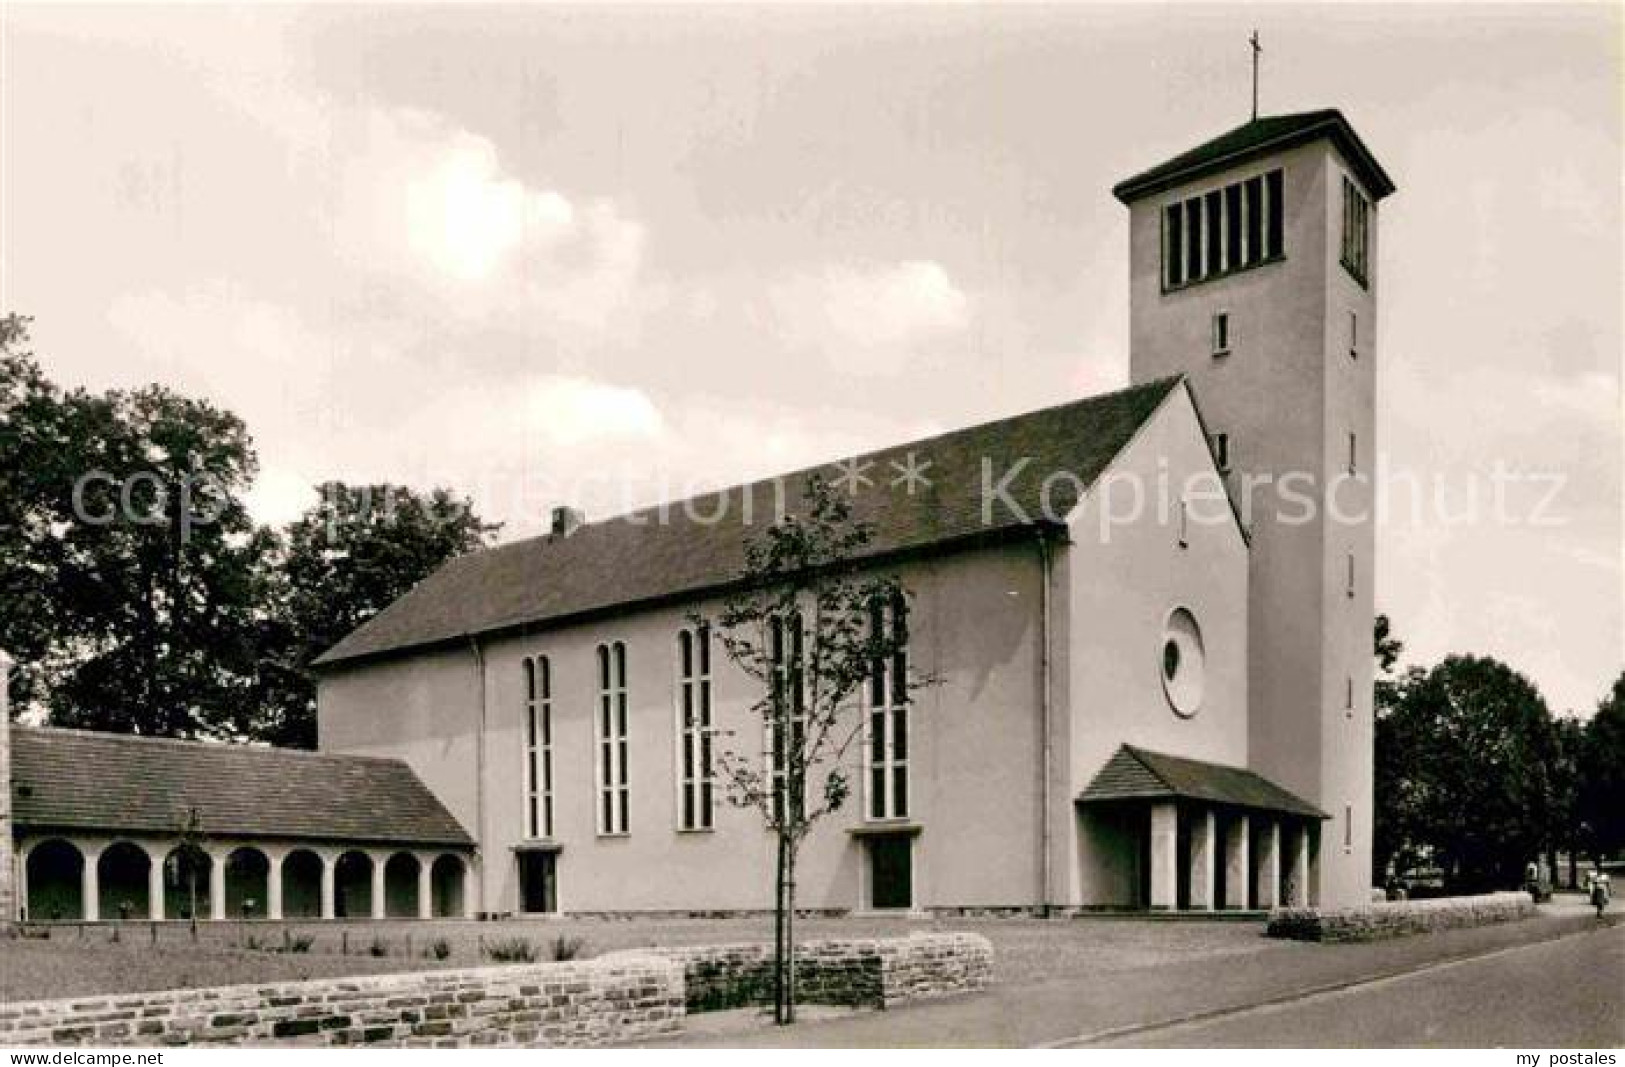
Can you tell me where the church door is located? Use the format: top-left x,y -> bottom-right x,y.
518,852 -> 557,914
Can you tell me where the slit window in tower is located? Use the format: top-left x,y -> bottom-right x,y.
1244,176 -> 1264,266
1224,184 -> 1243,272
1265,169 -> 1284,258
1204,190 -> 1223,276
1186,199 -> 1203,282
1165,205 -> 1184,288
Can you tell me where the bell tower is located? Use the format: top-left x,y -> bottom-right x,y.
1115,110 -> 1395,906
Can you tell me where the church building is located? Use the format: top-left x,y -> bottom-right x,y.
1,108 -> 1393,922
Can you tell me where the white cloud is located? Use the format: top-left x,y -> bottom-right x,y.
523,375 -> 667,448
769,259 -> 970,374
325,107 -> 650,341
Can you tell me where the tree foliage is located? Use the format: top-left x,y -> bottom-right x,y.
1578,672 -> 1625,857
0,315 -> 493,744
1,315 -> 267,736
251,482 -> 497,747
1375,645 -> 1558,890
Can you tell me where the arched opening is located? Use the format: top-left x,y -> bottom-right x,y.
224,847 -> 269,919
98,841 -> 152,921
25,839 -> 84,922
163,846 -> 212,922
281,850 -> 323,919
334,851 -> 372,919
431,854 -> 466,918
383,853 -> 420,918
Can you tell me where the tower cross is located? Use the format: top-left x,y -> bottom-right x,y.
1250,30 -> 1262,121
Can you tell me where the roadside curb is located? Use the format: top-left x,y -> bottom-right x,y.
1041,912 -> 1624,1048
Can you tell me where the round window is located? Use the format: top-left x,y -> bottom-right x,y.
1160,608 -> 1205,718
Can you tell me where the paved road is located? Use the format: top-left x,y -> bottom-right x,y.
645,910 -> 1624,1047
1099,923 -> 1625,1048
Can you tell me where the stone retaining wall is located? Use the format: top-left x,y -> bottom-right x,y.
1267,891 -> 1536,942
605,932 -> 993,1012
0,932 -> 993,1047
0,956 -> 683,1048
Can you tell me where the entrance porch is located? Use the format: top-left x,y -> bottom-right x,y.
1076,745 -> 1327,911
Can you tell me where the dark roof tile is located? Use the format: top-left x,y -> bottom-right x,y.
10,727 -> 471,847
317,376 -> 1186,667
1078,743 -> 1326,819
1113,109 -> 1396,204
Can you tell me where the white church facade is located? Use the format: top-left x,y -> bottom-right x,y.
314,109 -> 1394,916
0,108 -> 1393,922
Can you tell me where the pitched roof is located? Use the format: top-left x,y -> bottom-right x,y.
1077,744 -> 1327,819
1112,109 -> 1396,204
316,376 -> 1187,668
9,726 -> 472,847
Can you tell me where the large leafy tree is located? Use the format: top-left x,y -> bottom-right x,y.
0,315 -> 68,708
1,316 -> 266,736
251,482 -> 497,747
1578,672 -> 1625,859
1371,615 -> 1423,882
1380,655 -> 1557,891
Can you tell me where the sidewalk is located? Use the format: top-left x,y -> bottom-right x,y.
641,906 -> 1623,1047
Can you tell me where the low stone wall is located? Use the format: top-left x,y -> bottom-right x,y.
0,956 -> 683,1048
1267,891 -> 1536,943
605,931 -> 994,1012
0,932 -> 992,1047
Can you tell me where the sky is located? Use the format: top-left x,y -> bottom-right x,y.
2,3 -> 1619,713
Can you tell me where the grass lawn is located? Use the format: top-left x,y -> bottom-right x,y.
1,914 -> 1280,1005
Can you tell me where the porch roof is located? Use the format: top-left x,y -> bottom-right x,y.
9,726 -> 473,848
1077,744 -> 1327,820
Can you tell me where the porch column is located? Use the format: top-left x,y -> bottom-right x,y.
16,844 -> 30,923
463,858 -> 476,920
1188,808 -> 1217,910
1223,814 -> 1251,909
266,852 -> 284,922
319,854 -> 336,920
1149,801 -> 1178,910
1255,820 -> 1281,909
81,843 -> 102,923
417,854 -> 434,920
370,853 -> 386,920
147,849 -> 165,921
209,850 -> 228,921
1287,824 -> 1310,906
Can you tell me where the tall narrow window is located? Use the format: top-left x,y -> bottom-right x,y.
1341,176 -> 1370,285
1348,432 -> 1358,475
1212,432 -> 1231,473
1349,309 -> 1359,358
867,593 -> 911,821
1244,176 -> 1264,266
1177,499 -> 1189,549
1224,184 -> 1243,271
1344,804 -> 1354,851
596,641 -> 629,835
768,614 -> 806,826
1185,199 -> 1203,283
676,627 -> 714,831
1165,205 -> 1185,288
1346,675 -> 1355,717
1204,191 -> 1223,276
1346,553 -> 1356,598
1211,310 -> 1230,355
1265,169 -> 1284,259
524,656 -> 553,839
